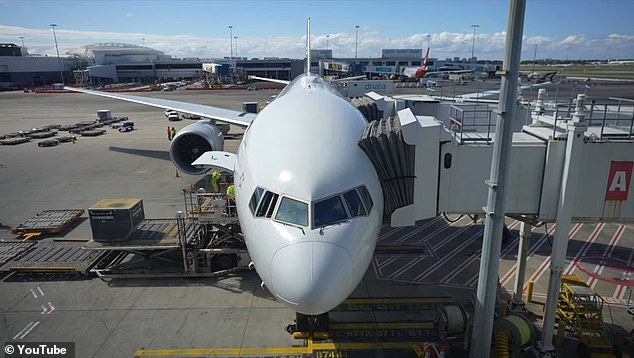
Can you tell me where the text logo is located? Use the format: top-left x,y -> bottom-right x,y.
605,161 -> 633,201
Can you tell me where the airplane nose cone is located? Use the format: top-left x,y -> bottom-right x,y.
270,242 -> 353,315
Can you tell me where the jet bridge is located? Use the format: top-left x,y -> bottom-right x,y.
360,91 -> 634,227
359,89 -> 634,355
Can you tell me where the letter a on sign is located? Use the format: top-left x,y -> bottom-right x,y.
605,161 -> 634,201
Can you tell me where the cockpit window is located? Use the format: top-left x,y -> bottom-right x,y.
275,197 -> 308,226
357,185 -> 374,212
313,195 -> 348,227
249,187 -> 264,215
256,190 -> 279,218
343,189 -> 367,217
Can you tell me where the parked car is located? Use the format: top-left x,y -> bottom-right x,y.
168,112 -> 181,121
118,121 -> 134,132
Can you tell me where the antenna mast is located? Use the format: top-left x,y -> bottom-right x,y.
306,17 -> 311,75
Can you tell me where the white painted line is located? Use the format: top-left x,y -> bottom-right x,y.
46,302 -> 55,314
30,289 -> 38,298
588,225 -> 625,289
18,321 -> 39,339
37,286 -> 44,296
564,223 -> 605,275
13,321 -> 39,340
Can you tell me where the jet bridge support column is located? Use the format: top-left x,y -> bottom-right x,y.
512,221 -> 531,305
539,94 -> 587,356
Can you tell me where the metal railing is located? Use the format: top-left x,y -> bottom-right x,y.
542,97 -> 634,141
448,104 -> 496,143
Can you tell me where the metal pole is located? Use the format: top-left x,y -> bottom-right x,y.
228,25 -> 233,83
355,25 -> 360,59
234,36 -> 238,59
471,24 -> 479,62
326,35 -> 329,50
18,36 -> 25,48
50,24 -> 64,84
539,94 -> 587,354
513,221 -> 531,304
469,1 -> 524,358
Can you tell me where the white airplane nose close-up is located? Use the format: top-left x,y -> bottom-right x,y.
270,241 -> 353,315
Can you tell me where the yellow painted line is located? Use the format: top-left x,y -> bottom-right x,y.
330,322 -> 433,330
135,341 -> 422,357
312,341 -> 420,350
135,347 -> 311,356
343,297 -> 453,304
167,224 -> 179,237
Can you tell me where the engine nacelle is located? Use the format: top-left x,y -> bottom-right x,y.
169,120 -> 224,175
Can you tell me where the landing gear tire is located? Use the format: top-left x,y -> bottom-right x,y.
287,312 -> 329,334
212,254 -> 235,270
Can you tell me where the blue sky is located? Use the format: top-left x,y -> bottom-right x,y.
1,0 -> 633,60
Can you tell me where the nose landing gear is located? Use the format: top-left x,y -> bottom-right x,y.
286,312 -> 330,339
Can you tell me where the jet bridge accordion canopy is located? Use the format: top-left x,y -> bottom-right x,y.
358,116 -> 415,219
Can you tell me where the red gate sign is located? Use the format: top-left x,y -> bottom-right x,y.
605,161 -> 634,201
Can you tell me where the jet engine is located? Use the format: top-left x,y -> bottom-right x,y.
169,120 -> 224,175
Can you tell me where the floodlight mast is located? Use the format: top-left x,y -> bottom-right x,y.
306,17 -> 311,76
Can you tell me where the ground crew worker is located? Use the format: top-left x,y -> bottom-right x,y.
226,183 -> 235,200
167,126 -> 172,140
211,171 -> 222,192
171,127 -> 176,140
226,183 -> 236,215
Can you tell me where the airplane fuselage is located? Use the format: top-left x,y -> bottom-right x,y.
234,74 -> 384,315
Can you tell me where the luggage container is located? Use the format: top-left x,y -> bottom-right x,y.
89,199 -> 145,241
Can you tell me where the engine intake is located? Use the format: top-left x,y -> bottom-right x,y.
169,120 -> 224,175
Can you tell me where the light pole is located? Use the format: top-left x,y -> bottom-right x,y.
18,36 -> 25,48
142,38 -> 145,47
471,24 -> 479,62
50,24 -> 64,84
228,26 -> 233,60
228,25 -> 233,83
234,36 -> 238,59
354,25 -> 360,59
326,35 -> 329,50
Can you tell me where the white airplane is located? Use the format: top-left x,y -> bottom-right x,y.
398,47 -> 431,80
65,18 -> 383,331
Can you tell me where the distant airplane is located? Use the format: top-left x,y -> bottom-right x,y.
396,48 -> 476,81
65,18 -> 383,332
519,71 -> 557,83
398,47 -> 431,80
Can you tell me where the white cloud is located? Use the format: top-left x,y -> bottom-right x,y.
0,24 -> 631,60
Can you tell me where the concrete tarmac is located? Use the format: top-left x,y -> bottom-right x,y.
0,86 -> 632,357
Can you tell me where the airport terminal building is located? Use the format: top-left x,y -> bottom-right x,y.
1,42 -> 498,88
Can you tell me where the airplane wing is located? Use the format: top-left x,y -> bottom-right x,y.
247,76 -> 291,85
330,75 -> 367,83
64,86 -> 255,127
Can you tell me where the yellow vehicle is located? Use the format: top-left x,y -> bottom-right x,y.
556,275 -> 620,357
